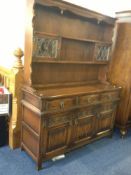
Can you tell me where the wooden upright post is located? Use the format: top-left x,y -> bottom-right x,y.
9,48 -> 24,148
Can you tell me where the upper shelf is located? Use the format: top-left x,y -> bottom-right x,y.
34,31 -> 112,45
32,59 -> 109,65
33,31 -> 112,63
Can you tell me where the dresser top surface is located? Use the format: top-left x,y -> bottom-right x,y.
24,82 -> 121,99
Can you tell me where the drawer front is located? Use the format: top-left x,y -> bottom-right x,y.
45,97 -> 76,111
101,91 -> 119,101
79,94 -> 100,106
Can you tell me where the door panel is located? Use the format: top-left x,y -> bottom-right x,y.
75,115 -> 95,143
46,124 -> 69,152
96,110 -> 114,135
74,107 -> 95,143
44,112 -> 73,154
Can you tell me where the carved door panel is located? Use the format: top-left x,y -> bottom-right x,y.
33,35 -> 61,60
43,112 -> 73,157
94,43 -> 111,62
73,108 -> 95,144
96,110 -> 115,136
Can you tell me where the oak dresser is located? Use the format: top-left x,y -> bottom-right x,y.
21,0 -> 121,170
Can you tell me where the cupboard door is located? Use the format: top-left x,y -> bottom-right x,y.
96,110 -> 115,136
43,112 -> 72,157
74,109 -> 95,144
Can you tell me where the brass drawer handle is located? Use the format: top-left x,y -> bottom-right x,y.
60,101 -> 64,109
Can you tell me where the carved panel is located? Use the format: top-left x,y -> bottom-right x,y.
33,36 -> 59,58
97,110 -> 114,134
94,43 -> 111,61
75,115 -> 95,141
47,126 -> 68,152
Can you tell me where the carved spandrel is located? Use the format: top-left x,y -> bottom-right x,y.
94,44 -> 111,61
33,36 -> 59,58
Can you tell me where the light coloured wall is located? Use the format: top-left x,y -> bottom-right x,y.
0,0 -> 25,68
64,0 -> 131,17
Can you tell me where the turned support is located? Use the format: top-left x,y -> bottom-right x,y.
8,48 -> 24,149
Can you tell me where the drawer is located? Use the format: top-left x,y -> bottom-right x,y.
45,97 -> 76,111
101,91 -> 119,101
79,94 -> 100,106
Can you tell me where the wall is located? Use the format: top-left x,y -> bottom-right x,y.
0,0 -> 26,68
65,0 -> 131,17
